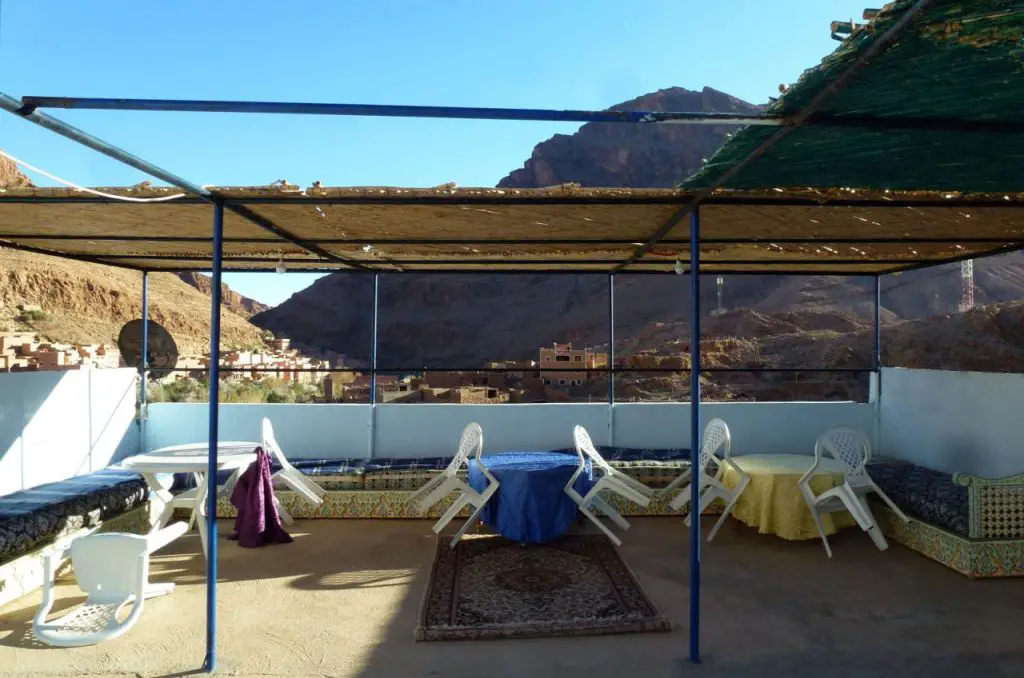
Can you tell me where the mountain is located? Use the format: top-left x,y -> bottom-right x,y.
254,85 -> 1024,371
498,87 -> 759,188
0,156 -> 264,352
177,272 -> 270,318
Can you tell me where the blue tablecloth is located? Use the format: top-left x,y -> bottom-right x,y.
468,452 -> 593,544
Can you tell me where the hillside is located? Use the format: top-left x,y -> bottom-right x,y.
0,249 -> 265,353
176,272 -> 270,318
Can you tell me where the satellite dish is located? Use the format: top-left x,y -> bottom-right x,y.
118,319 -> 179,371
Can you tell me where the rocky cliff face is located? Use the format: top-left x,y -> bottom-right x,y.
176,272 -> 270,318
499,86 -> 759,188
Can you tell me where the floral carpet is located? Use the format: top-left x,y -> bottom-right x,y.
415,534 -> 672,641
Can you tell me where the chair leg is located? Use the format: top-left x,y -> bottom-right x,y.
450,501 -> 488,547
858,495 -> 889,551
707,496 -> 739,542
579,505 -> 622,547
590,494 -> 630,531
708,475 -> 750,542
669,485 -> 692,512
433,493 -> 472,535
807,505 -> 833,558
275,496 -> 294,525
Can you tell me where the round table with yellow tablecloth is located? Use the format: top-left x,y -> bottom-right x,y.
720,454 -> 857,540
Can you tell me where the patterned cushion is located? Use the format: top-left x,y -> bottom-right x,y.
288,459 -> 365,490
363,457 -> 464,491
0,470 -> 148,566
173,458 -> 366,493
552,447 -> 691,489
868,459 -> 969,537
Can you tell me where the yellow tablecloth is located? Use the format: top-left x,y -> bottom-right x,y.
720,454 -> 857,540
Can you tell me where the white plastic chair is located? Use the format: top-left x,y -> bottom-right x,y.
565,425 -> 653,547
262,417 -> 325,524
668,418 -> 751,542
33,521 -> 188,647
800,426 -> 910,558
407,422 -> 499,547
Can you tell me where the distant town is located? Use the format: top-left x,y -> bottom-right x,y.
2,323 -> 689,402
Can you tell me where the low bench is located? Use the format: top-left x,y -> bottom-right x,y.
867,458 -> 1024,578
179,447 -> 692,520
0,469 -> 153,609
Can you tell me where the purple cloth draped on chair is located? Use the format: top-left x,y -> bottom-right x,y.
228,447 -> 292,548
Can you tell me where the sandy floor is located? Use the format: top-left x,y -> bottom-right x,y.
0,518 -> 1022,678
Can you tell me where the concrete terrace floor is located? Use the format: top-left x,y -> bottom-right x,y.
0,518 -> 1022,678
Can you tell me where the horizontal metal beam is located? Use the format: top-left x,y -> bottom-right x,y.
0,239 -> 145,270
4,234 -> 1021,246
224,203 -> 373,271
2,193 -> 1023,209
151,365 -> 873,374
0,92 -> 211,197
148,266 -> 882,276
99,254 -> 946,266
21,95 -> 1024,134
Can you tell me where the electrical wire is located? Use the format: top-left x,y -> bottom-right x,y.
0,149 -> 187,202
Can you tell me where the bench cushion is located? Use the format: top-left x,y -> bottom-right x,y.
173,458 -> 366,492
363,457 -> 466,491
552,447 -> 691,489
173,448 -> 692,494
868,459 -> 969,537
0,470 -> 148,566
288,459 -> 365,490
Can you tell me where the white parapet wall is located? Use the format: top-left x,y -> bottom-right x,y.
0,368 -> 139,495
879,367 -> 1024,477
146,400 -> 876,459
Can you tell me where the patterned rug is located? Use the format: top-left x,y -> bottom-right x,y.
415,534 -> 672,641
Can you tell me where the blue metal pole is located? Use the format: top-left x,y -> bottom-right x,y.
0,93 -> 212,198
608,273 -> 616,444
140,271 -> 149,449
203,201 -> 224,673
370,272 -> 379,457
873,276 -> 882,370
20,96 -> 775,127
608,273 -> 615,406
688,206 -> 702,664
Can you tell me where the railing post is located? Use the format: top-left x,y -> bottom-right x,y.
370,272 -> 379,457
140,270 -> 149,450
608,273 -> 615,445
688,206 -> 701,664
203,200 -> 224,673
873,275 -> 882,371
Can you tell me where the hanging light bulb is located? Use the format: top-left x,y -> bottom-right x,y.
275,255 -> 286,275
674,260 -> 684,275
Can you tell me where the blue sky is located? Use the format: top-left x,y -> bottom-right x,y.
0,0 -> 865,306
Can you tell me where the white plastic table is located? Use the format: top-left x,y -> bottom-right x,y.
121,442 -> 259,555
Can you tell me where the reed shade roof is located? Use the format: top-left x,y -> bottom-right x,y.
684,0 -> 1024,193
1,185 -> 1023,273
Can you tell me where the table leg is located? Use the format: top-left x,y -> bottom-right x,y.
142,472 -> 175,532
143,582 -> 177,598
194,473 -> 210,557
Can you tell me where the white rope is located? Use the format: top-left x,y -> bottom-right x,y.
0,150 -> 188,202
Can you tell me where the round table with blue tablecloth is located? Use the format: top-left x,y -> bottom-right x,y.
468,452 -> 593,544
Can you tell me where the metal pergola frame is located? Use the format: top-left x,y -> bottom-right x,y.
3,2 -> 1017,668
